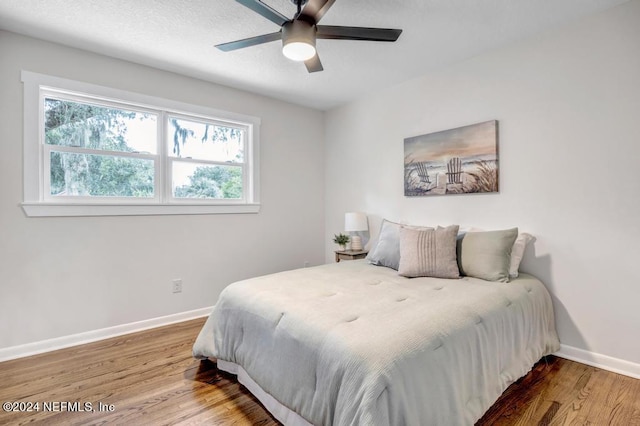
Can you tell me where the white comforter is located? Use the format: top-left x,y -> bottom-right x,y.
193,260 -> 559,425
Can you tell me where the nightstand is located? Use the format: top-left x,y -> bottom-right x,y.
334,250 -> 368,263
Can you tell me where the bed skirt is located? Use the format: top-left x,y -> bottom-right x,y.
217,359 -> 312,426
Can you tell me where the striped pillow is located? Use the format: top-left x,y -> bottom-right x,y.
398,225 -> 460,279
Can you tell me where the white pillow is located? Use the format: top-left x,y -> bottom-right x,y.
509,232 -> 534,278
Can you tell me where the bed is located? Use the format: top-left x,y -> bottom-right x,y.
193,259 -> 560,425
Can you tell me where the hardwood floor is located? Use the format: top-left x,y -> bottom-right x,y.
0,318 -> 638,425
477,355 -> 640,425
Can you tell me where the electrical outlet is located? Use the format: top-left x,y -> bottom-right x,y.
172,279 -> 182,293
304,261 -> 310,268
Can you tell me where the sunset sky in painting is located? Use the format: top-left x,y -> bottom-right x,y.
404,120 -> 498,163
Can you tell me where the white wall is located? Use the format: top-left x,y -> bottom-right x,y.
0,31 -> 325,349
325,1 -> 640,366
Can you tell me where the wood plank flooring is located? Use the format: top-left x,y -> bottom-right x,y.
0,318 -> 638,425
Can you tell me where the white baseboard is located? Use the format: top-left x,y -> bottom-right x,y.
555,344 -> 640,379
0,306 -> 214,363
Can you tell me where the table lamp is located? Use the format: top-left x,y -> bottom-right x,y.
345,212 -> 368,251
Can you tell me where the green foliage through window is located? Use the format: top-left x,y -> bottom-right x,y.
44,97 -> 247,201
174,165 -> 243,200
50,152 -> 154,197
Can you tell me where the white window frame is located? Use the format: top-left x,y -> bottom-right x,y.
21,71 -> 260,217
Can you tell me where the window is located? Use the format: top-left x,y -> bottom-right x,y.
168,115 -> 246,201
22,71 -> 260,217
44,95 -> 158,201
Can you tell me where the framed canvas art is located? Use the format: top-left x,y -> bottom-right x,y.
404,120 -> 499,196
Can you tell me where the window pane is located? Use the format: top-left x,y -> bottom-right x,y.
50,151 -> 154,197
168,117 -> 244,162
173,162 -> 243,200
44,98 -> 157,154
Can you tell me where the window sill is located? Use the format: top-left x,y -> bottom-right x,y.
21,202 -> 261,217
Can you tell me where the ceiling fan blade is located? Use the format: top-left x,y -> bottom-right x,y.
305,54 -> 323,73
216,32 -> 281,52
296,0 -> 336,24
236,0 -> 289,26
317,25 -> 402,42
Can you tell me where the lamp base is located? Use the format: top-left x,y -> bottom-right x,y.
350,235 -> 363,251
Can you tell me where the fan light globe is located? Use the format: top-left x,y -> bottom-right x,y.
282,42 -> 316,61
282,20 -> 316,62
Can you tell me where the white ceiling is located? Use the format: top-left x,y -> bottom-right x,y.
0,0 -> 628,110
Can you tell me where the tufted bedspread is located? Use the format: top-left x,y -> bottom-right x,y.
193,260 -> 559,425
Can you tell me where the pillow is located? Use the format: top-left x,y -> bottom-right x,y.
459,227 -> 534,279
457,228 -> 518,282
367,219 -> 432,270
509,232 -> 534,278
366,219 -> 402,270
398,225 -> 460,279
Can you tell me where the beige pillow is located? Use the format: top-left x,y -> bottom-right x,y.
398,225 -> 460,279
366,220 -> 432,270
457,228 -> 518,282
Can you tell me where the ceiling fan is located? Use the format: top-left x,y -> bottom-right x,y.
216,0 -> 403,73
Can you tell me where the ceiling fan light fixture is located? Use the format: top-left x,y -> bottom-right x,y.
283,41 -> 316,61
217,0 -> 403,73
282,20 -> 316,61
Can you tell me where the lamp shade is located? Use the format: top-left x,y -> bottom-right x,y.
345,212 -> 368,232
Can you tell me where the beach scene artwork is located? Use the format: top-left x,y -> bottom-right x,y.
404,120 -> 499,196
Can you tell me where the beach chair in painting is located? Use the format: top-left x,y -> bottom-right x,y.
446,157 -> 463,184
415,162 -> 431,184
